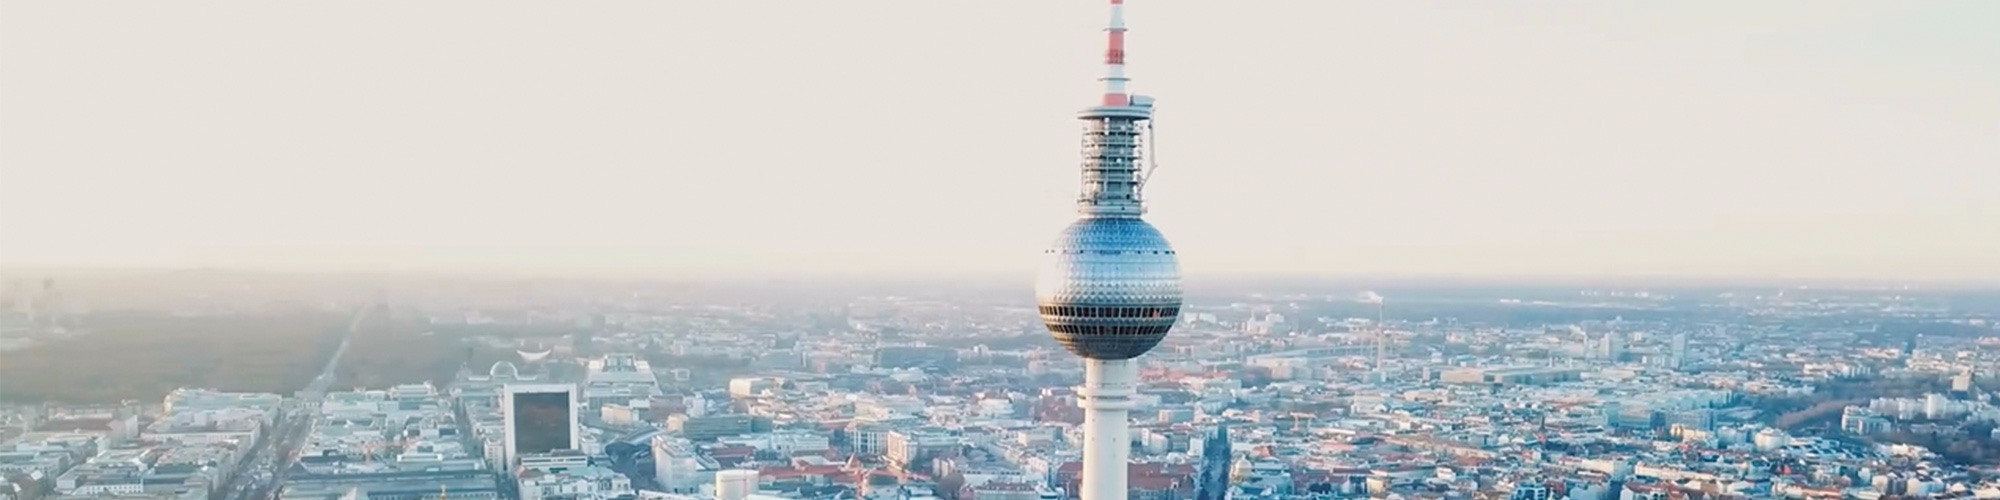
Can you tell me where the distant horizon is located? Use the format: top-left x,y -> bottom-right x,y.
4,263 -> 1995,291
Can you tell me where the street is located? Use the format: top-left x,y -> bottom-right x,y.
218,306 -> 369,500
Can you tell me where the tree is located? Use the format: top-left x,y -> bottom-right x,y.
935,471 -> 967,500
0,311 -> 344,403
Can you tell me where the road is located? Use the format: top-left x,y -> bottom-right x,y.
303,305 -> 367,398
219,306 -> 371,500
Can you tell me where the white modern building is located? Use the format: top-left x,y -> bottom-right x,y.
652,436 -> 719,494
716,430 -> 831,455
727,378 -> 778,399
714,469 -> 759,500
584,354 -> 662,411
519,465 -> 632,500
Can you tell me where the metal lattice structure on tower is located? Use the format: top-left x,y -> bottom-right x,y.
1033,2 -> 1183,500
1036,0 -> 1179,362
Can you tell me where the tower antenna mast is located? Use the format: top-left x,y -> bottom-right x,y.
1100,0 -> 1131,107
1376,296 -> 1387,372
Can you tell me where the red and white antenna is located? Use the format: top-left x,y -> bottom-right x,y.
1101,0 -> 1131,107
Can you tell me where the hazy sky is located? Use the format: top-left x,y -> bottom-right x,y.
3,1 -> 1996,283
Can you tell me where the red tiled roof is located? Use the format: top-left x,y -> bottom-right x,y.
1130,473 -> 1191,492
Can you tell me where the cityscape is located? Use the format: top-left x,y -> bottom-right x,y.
3,0 -> 1997,500
3,276 -> 2000,500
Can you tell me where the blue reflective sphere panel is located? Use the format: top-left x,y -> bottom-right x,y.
1035,217 -> 1183,360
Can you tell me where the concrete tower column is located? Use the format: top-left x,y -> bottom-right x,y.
1079,359 -> 1137,500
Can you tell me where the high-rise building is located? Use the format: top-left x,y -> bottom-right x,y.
502,384 -> 580,468
1033,1 -> 1182,499
1841,407 -> 1892,435
1669,333 -> 1689,369
1196,425 -> 1231,500
1599,331 -> 1625,362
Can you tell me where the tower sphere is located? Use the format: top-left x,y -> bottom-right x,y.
1035,216 -> 1182,360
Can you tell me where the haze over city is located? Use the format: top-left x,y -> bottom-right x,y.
5,1 -> 1996,283
9,2 -> 2000,500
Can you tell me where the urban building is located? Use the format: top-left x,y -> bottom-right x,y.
502,384 -> 580,469
873,346 -> 960,370
714,469 -> 759,500
1438,367 -> 1584,386
518,465 -> 632,500
651,436 -> 719,494
666,414 -> 760,442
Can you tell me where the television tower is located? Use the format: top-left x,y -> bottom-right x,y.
1034,1 -> 1181,499
1358,292 -> 1386,370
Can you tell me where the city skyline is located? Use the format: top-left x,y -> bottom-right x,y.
4,1 -> 1996,282
7,3 -> 2000,499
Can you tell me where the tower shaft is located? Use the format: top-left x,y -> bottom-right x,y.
1374,302 -> 1386,372
1079,359 -> 1137,500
